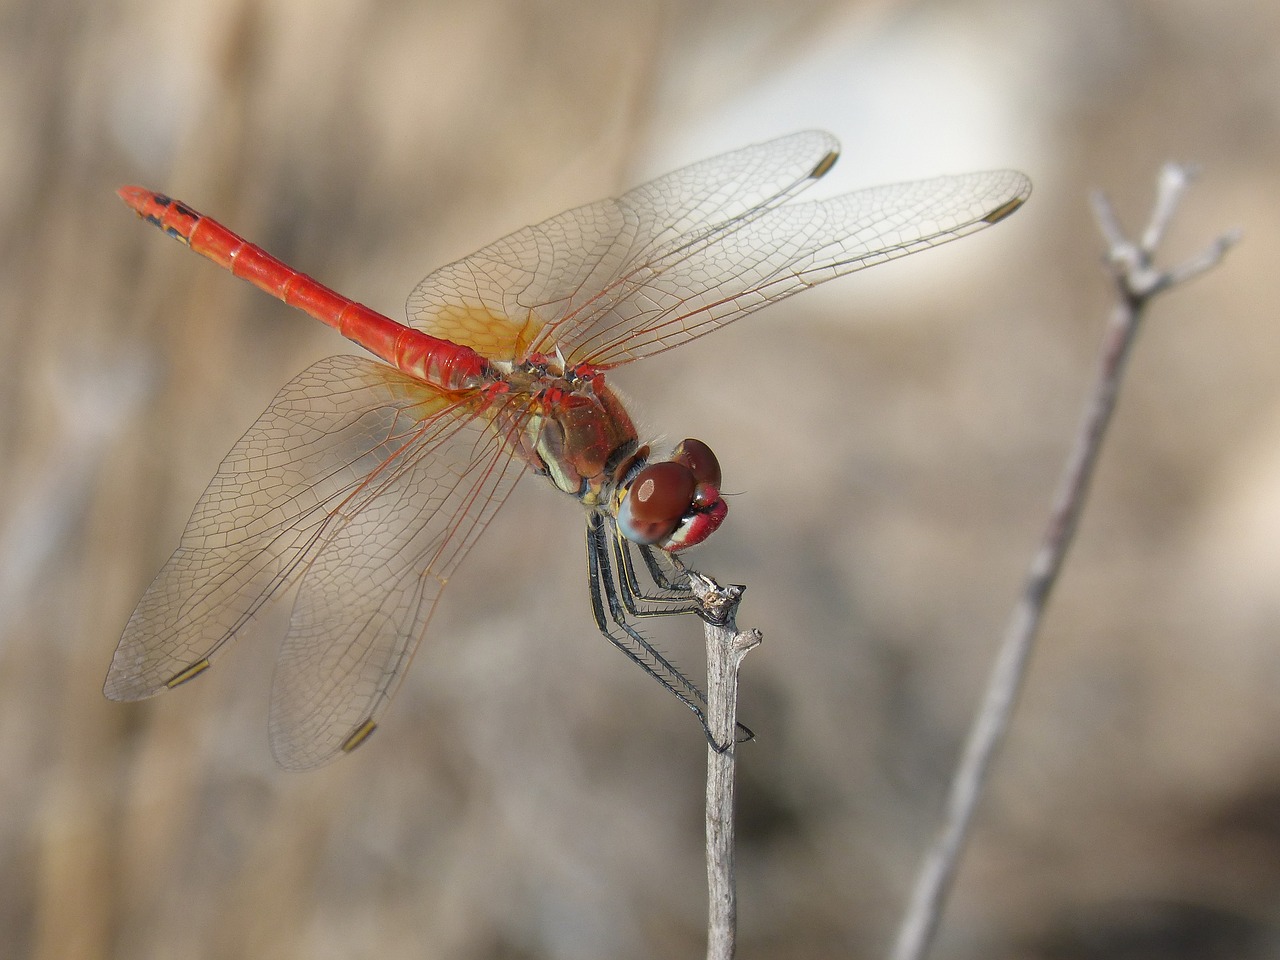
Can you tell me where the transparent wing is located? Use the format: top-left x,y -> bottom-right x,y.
405,131 -> 841,362
266,387 -> 528,770
561,168 -> 1032,366
404,130 -> 1029,369
106,355 -> 528,769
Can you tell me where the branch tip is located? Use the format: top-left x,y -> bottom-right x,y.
733,628 -> 763,656
689,571 -> 745,626
1093,162 -> 1237,302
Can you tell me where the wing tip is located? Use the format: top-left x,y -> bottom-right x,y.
165,658 -> 212,688
269,715 -> 379,771
102,676 -> 137,702
341,717 -> 379,754
809,149 -> 840,180
103,656 -> 211,701
983,194 -> 1028,225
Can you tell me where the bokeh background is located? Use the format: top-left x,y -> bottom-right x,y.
2,0 -> 1278,957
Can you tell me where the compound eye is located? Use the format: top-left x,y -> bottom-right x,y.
672,438 -> 721,489
617,461 -> 696,544
672,438 -> 721,509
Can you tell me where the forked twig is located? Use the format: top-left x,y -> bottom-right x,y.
890,164 -> 1239,960
691,572 -> 760,960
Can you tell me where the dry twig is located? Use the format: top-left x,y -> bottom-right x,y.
890,164 -> 1239,960
690,572 -> 760,960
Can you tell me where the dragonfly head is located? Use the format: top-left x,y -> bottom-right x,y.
615,438 -> 727,552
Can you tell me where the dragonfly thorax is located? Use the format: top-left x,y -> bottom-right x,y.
510,372 -> 641,503
507,366 -> 728,553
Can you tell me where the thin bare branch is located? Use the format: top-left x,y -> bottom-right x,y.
1139,163 -> 1195,254
690,571 -> 760,960
890,166 -> 1238,960
1091,164 -> 1240,301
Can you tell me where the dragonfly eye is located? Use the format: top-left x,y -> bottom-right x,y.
672,438 -> 721,507
617,461 -> 696,545
663,439 -> 726,551
615,442 -> 728,551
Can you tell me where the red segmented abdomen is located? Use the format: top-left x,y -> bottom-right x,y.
117,187 -> 491,392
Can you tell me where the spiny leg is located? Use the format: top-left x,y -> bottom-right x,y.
637,542 -> 694,593
586,513 -> 709,716
586,513 -> 751,745
630,542 -> 734,627
612,533 -> 702,621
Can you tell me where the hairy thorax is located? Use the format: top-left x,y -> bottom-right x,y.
490,358 -> 641,509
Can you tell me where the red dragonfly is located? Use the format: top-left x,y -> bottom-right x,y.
106,131 -> 1029,769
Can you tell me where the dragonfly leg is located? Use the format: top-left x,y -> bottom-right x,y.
586,513 -> 752,745
586,514 -> 708,712
612,536 -> 702,620
618,541 -> 736,628
638,545 -> 694,593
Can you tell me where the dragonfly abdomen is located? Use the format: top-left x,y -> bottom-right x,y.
118,186 -> 490,391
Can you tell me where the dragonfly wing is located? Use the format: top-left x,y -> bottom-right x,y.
266,383 -> 528,770
561,169 -> 1032,366
105,356 -> 503,703
106,356 -> 446,700
405,131 -> 841,362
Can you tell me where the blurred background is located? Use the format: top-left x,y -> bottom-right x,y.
2,0 -> 1277,957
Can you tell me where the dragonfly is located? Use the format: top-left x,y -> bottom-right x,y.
105,130 -> 1030,769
